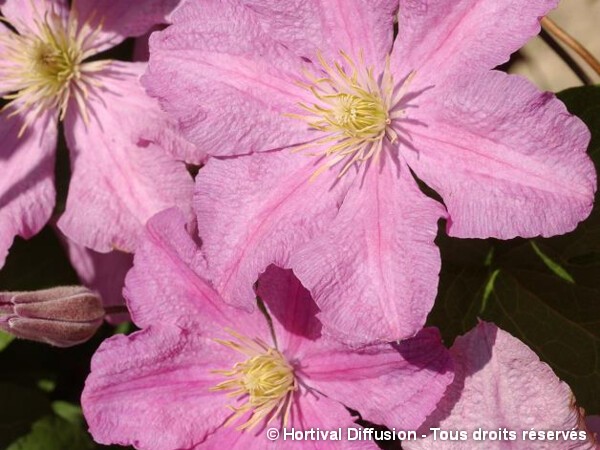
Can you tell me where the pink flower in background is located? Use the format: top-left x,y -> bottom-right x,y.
144,0 -> 597,345
82,208 -> 453,449
0,0 -> 195,269
404,322 -> 598,450
61,235 -> 133,323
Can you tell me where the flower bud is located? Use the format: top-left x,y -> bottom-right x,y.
0,286 -> 105,347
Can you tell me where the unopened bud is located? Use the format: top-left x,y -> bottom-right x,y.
0,286 -> 105,347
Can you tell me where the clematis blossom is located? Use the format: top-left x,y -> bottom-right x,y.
404,322 -> 598,450
144,0 -> 597,345
82,208 -> 453,450
0,0 -> 195,269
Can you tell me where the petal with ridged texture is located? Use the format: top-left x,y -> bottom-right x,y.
195,150 -> 352,310
405,322 -> 596,450
0,108 -> 57,269
143,0 -> 398,157
58,61 -> 194,253
392,0 -> 558,85
301,327 -> 453,430
291,160 -> 444,344
125,208 -> 268,341
404,71 -> 596,239
82,326 -> 233,450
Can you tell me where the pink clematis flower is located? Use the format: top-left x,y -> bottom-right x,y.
82,208 -> 453,450
404,322 -> 598,450
0,0 -> 195,269
144,0 -> 597,345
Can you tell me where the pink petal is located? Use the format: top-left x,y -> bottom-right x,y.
143,0 -> 397,157
193,390 -> 375,449
392,0 -> 558,84
256,266 -> 322,356
586,416 -> 600,446
0,22 -> 17,95
195,150 -> 352,310
286,392 -> 378,450
57,61 -> 194,253
291,160 -> 444,344
0,0 -> 68,35
144,32 -> 309,157
0,108 -> 57,269
73,0 -> 180,53
82,326 -> 232,450
301,327 -> 453,430
405,322 -> 596,450
61,235 -> 133,324
404,71 -> 596,239
125,208 -> 268,341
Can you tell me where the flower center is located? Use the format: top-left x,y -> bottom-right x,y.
0,6 -> 106,132
211,329 -> 296,430
291,51 -> 414,178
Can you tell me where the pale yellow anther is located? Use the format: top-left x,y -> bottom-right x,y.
289,51 -> 414,178
211,329 -> 297,431
0,5 -> 107,134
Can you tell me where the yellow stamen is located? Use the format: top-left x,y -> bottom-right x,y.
211,328 -> 297,430
0,4 -> 107,134
289,50 -> 415,178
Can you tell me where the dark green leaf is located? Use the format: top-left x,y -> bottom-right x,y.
430,85 -> 600,413
0,331 -> 15,352
6,415 -> 95,450
0,383 -> 52,448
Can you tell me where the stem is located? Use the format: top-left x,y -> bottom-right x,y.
541,16 -> 600,78
539,29 -> 592,85
104,305 -> 129,315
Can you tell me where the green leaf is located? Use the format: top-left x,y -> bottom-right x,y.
557,85 -> 600,158
482,271 -> 600,413
6,415 -> 95,450
0,331 -> 15,352
52,401 -> 84,426
529,241 -> 575,283
430,85 -> 600,414
427,233 -> 492,345
0,383 -> 52,448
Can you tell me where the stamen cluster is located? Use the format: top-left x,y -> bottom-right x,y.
211,329 -> 297,430
0,7 -> 105,132
291,51 -> 414,177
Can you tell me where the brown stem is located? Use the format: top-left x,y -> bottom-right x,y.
539,29 -> 592,85
541,16 -> 600,78
104,305 -> 130,315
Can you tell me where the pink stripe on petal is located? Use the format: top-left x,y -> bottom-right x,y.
143,0 -> 397,158
392,0 -> 558,85
58,61 -> 194,253
0,107 -> 57,269
82,326 -> 232,450
195,150 -> 352,311
125,208 -> 268,341
301,328 -> 453,430
144,41 -> 314,157
404,71 -> 596,239
291,159 -> 444,345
